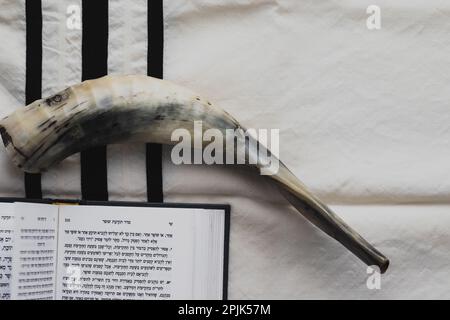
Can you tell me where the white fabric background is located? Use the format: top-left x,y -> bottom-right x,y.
1,0 -> 450,298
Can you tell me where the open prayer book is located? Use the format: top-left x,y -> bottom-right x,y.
0,199 -> 230,300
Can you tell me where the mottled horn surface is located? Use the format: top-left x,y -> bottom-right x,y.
0,74 -> 389,272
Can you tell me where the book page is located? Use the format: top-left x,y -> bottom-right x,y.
193,209 -> 226,300
56,205 -> 195,300
0,203 -> 14,300
10,203 -> 59,300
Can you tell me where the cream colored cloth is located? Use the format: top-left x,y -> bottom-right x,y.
0,0 -> 449,298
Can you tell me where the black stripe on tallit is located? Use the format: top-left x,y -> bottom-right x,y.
146,0 -> 164,203
24,0 -> 43,199
80,0 -> 109,201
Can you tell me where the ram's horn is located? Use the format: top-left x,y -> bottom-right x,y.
0,74 -> 389,273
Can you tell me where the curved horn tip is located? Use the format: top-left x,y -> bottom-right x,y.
379,258 -> 390,274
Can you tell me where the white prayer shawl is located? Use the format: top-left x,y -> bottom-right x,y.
0,0 -> 449,299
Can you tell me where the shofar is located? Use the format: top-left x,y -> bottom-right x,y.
0,74 -> 389,273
